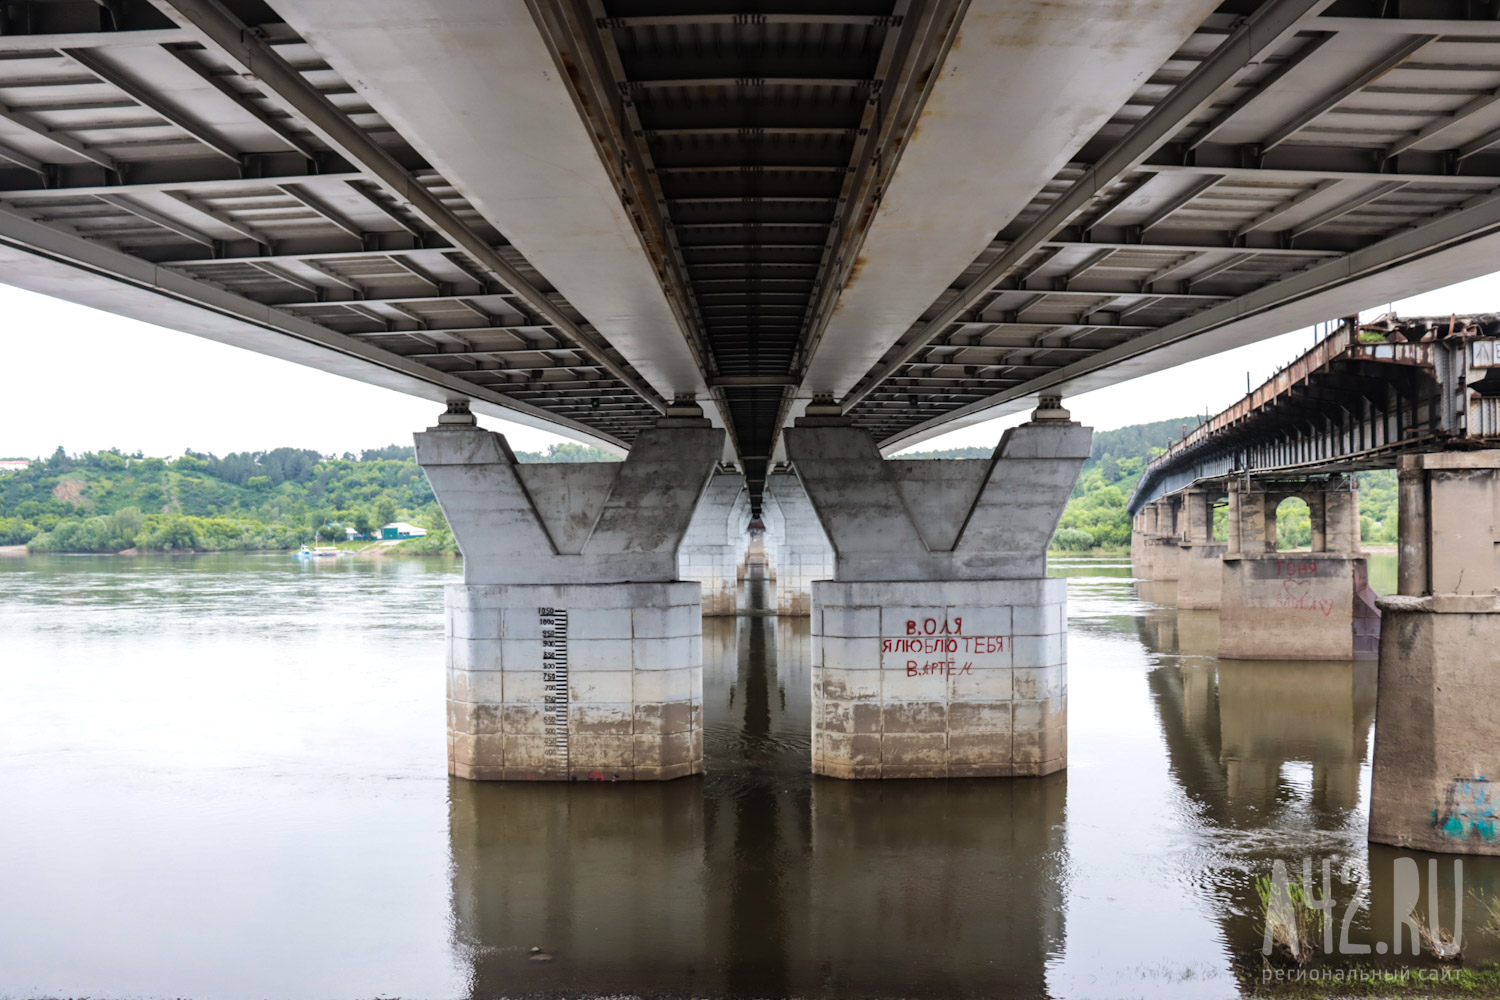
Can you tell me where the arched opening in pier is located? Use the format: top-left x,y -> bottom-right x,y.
1273,496 -> 1312,551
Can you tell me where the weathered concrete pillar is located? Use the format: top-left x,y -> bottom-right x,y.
1371,451 -> 1500,854
1177,489 -> 1225,610
1133,498 -> 1182,582
1130,509 -> 1152,578
785,397 -> 1090,779
678,471 -> 748,616
1307,490 -> 1329,553
1224,479 -> 1268,556
416,400 -> 723,781
1151,497 -> 1182,581
763,470 -> 834,616
1324,483 -> 1361,553
1219,477 -> 1367,660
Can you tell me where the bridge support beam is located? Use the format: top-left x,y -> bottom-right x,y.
784,398 -> 1090,779
1177,489 -> 1226,610
1371,451 -> 1500,854
763,470 -> 834,616
416,401 -> 723,781
678,472 -> 749,617
1218,476 -> 1369,660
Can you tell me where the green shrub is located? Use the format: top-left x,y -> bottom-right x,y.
1052,527 -> 1095,551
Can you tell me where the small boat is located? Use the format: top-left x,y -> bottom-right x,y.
295,545 -> 312,561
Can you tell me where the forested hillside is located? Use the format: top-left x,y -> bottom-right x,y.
0,442 -> 614,554
2,423 -> 1399,556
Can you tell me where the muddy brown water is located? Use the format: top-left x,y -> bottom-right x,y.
0,550 -> 1488,999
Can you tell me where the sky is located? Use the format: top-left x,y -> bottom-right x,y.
3,271 -> 1500,461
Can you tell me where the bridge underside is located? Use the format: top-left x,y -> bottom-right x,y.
8,2 -> 1500,498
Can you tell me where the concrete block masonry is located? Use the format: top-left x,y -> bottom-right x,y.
812,579 -> 1068,778
446,582 -> 704,781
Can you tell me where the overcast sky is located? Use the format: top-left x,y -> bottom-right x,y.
3,271 -> 1499,460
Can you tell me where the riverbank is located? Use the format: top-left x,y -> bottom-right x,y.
0,545 -> 25,558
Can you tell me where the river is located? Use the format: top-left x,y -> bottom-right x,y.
0,550 -> 1491,998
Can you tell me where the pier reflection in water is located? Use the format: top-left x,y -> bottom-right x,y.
1129,561 -> 1500,977
5,553 -> 1500,998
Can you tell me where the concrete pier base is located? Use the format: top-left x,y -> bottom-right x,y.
786,395 -> 1089,780
1217,475 -> 1368,660
1370,595 -> 1500,852
1219,554 -> 1365,660
1175,490 -> 1223,609
812,579 -> 1066,778
1148,533 -> 1181,581
1177,542 -> 1225,609
1371,451 -> 1500,854
446,582 -> 703,780
1131,497 -> 1181,580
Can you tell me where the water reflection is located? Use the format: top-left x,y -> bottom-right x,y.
1139,608 -> 1376,825
1128,557 -> 1500,974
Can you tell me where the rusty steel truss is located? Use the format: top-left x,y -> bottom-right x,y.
1129,313 -> 1500,511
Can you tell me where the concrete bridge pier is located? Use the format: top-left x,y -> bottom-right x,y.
1130,506 -> 1155,578
1131,497 -> 1182,581
1218,476 -> 1368,660
415,400 -> 723,781
1152,496 -> 1183,581
1371,451 -> 1500,854
678,473 -> 750,616
784,397 -> 1091,779
1176,489 -> 1225,610
762,471 -> 834,617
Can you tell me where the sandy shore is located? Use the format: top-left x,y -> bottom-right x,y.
0,545 -> 27,558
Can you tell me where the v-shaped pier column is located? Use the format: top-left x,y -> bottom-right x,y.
784,398 -> 1091,778
416,401 -> 724,781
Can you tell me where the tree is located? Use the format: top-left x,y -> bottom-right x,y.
105,506 -> 143,548
136,514 -> 197,552
375,497 -> 398,528
353,509 -> 376,537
